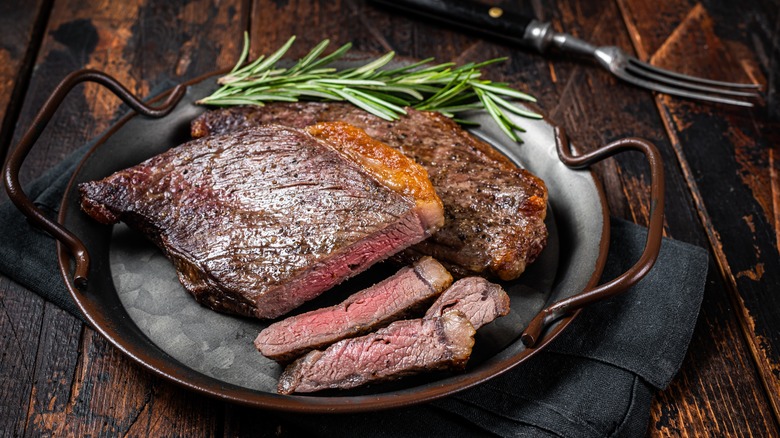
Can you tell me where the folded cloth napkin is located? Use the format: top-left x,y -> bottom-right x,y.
0,130 -> 708,438
283,218 -> 707,437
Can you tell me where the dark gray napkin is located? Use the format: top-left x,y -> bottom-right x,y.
0,135 -> 707,438
281,218 -> 707,437
0,141 -> 94,317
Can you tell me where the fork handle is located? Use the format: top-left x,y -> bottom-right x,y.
370,0 -> 534,46
370,0 -> 597,55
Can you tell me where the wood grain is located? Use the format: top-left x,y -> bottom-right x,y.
1,0 -> 779,436
9,0 -> 247,186
618,0 -> 780,424
24,328 -> 218,437
0,0 -> 49,158
0,278 -> 45,437
0,0 -> 48,416
1,0 -> 247,435
509,0 -> 780,435
650,288 -> 780,436
241,2 -> 780,434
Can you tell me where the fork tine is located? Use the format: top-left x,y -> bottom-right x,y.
615,70 -> 756,107
627,58 -> 762,90
625,64 -> 761,98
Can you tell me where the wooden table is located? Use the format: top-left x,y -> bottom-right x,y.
1,0 -> 778,435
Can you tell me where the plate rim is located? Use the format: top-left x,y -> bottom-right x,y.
56,69 -> 611,413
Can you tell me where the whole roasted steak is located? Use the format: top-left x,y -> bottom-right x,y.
192,103 -> 548,280
79,122 -> 444,319
255,256 -> 452,363
277,310 -> 475,394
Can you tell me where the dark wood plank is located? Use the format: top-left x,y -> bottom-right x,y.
223,404 -> 294,437
0,0 -> 48,158
618,0 -> 780,425
0,278 -> 45,437
649,286 -> 780,436
25,328 -> 219,437
425,3 -> 780,437
412,0 -> 780,435
22,307 -> 84,436
3,0 -> 776,436
4,0 -> 247,435
235,2 -> 780,436
10,0 -> 248,186
121,379 -> 220,437
250,0 -> 492,64
0,2 -> 50,434
539,3 -> 779,434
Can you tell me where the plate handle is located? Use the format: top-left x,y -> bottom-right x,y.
521,127 -> 665,347
3,69 -> 186,290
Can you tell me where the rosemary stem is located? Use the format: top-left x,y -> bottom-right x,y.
197,34 -> 539,142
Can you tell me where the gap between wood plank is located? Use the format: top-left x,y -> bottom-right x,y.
656,95 -> 780,431
0,0 -> 54,165
614,0 -> 780,428
0,2 -> 57,434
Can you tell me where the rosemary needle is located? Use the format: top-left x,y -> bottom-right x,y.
198,34 -> 542,142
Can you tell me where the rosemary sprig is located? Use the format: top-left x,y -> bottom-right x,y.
198,34 -> 542,142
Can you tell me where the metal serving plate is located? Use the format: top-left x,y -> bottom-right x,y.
54,74 -> 609,412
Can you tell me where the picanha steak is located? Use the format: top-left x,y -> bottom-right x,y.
425,277 -> 510,330
277,310 -> 475,394
191,103 -> 548,280
273,274 -> 510,393
255,256 -> 453,362
79,122 -> 444,319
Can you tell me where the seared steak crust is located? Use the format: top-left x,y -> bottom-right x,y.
80,124 -> 443,319
192,103 -> 548,280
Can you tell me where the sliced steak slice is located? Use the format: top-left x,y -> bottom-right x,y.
277,310 -> 475,394
191,103 -> 548,281
255,257 -> 453,362
425,277 -> 510,329
80,123 -> 444,319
